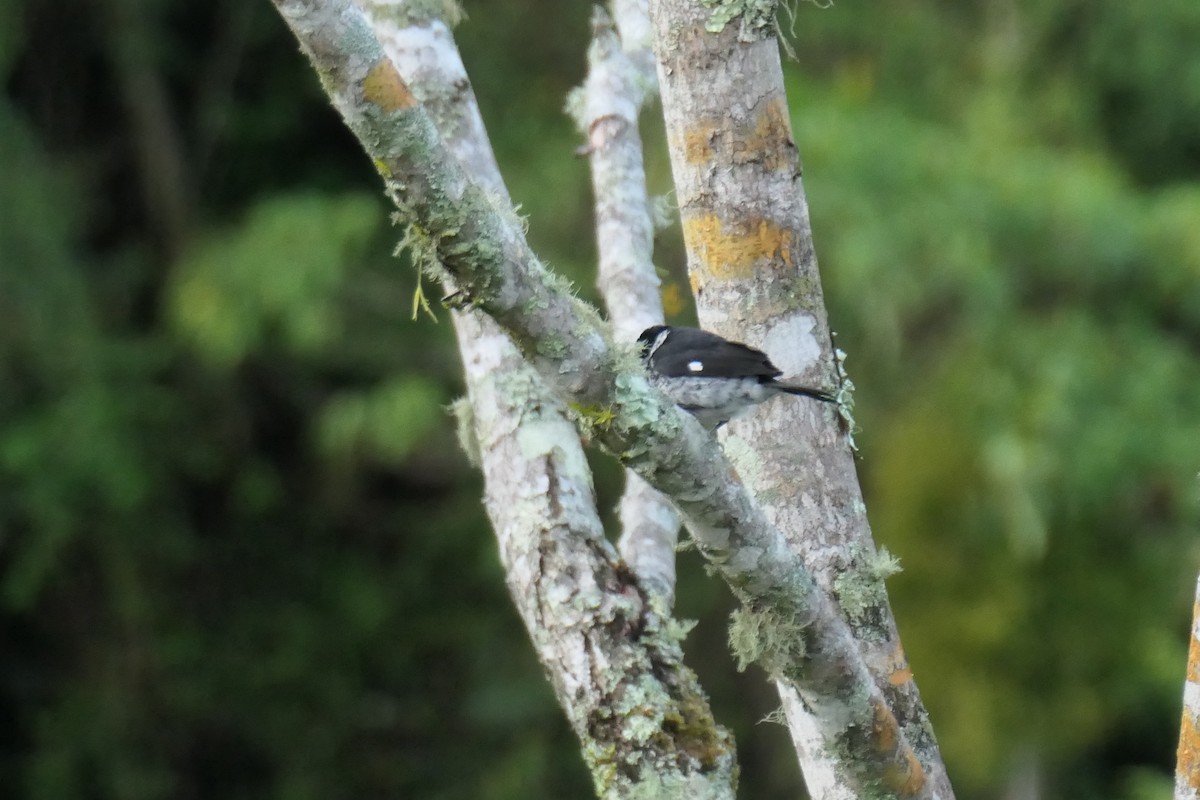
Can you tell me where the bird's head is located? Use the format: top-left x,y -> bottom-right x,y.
637,325 -> 670,360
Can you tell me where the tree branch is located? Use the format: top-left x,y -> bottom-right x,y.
572,5 -> 680,609
644,1 -> 956,796
272,0 -> 929,793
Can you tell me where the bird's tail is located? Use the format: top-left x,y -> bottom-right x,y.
777,384 -> 838,403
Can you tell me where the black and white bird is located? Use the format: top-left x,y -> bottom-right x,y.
638,325 -> 836,430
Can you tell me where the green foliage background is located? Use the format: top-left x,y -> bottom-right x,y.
2,1 -> 1198,798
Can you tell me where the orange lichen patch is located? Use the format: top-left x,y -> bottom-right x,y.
872,701 -> 926,795
680,97 -> 795,172
1178,706 -> 1200,790
871,700 -> 900,753
681,123 -> 720,164
884,747 -> 928,796
887,642 -> 908,667
735,96 -> 795,172
681,213 -> 796,280
361,59 -> 416,111
889,665 -> 914,686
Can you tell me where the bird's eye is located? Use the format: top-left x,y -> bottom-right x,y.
687,360 -> 704,372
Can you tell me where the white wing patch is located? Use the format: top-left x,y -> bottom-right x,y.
687,360 -> 704,372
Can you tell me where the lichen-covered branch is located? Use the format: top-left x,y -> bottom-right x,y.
570,5 -> 680,609
646,0 -> 953,796
1176,574 -> 1200,800
356,3 -> 735,796
271,0 -> 927,793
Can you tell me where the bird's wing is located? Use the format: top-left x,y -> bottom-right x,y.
649,329 -> 783,379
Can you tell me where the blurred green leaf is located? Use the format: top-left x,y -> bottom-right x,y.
316,376 -> 442,465
170,193 -> 382,364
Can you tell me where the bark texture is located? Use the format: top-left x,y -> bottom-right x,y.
646,0 -> 953,796
356,4 -> 737,797
273,0 -> 931,794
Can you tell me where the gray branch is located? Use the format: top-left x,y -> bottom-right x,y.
571,5 -> 680,610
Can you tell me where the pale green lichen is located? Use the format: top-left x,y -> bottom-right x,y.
520,293 -> 550,316
662,617 -> 698,645
698,0 -> 777,39
573,304 -> 609,349
615,687 -> 667,746
728,604 -> 808,676
608,369 -> 680,463
542,266 -> 581,300
832,545 -> 902,630
699,0 -> 831,45
535,332 -> 569,360
447,396 -> 479,467
580,639 -> 735,794
489,371 -> 548,432
831,342 -> 860,451
609,339 -> 648,377
613,372 -> 665,429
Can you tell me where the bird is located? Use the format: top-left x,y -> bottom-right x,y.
637,325 -> 836,430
